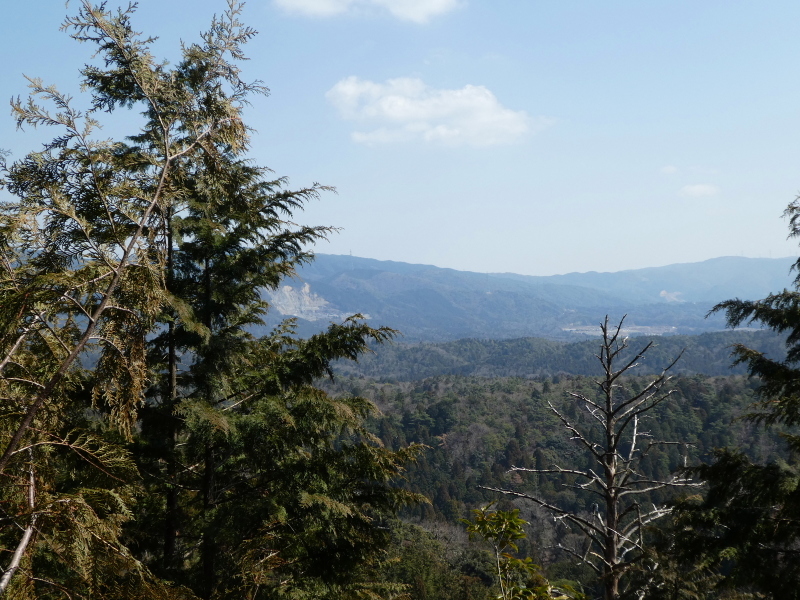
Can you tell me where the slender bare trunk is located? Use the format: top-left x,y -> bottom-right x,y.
603,333 -> 620,600
0,451 -> 37,596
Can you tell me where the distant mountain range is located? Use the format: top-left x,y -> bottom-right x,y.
262,254 -> 797,342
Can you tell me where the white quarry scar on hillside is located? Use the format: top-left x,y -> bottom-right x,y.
266,283 -> 363,321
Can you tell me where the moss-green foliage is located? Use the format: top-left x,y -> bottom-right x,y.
162,381 -> 426,599
379,521 -> 495,600
0,381 -> 194,599
463,504 -> 585,600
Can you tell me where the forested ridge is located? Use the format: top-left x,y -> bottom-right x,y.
1,3 -> 800,600
333,330 -> 787,380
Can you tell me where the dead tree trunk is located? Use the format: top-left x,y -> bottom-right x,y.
485,316 -> 699,600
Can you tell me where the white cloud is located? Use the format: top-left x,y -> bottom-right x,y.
660,165 -> 678,175
274,0 -> 350,17
273,0 -> 459,23
326,76 -> 548,147
680,184 -> 720,197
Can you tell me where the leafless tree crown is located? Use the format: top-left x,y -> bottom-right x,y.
485,316 -> 700,600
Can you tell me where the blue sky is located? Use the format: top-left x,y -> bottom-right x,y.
3,0 -> 800,275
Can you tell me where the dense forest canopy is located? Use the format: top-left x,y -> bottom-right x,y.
332,330 -> 788,381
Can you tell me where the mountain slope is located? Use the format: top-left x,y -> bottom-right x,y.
499,256 -> 796,304
262,254 -> 795,341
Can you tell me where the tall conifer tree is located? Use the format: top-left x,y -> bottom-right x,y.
1,3 -> 422,598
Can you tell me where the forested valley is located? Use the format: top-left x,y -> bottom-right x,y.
1,3 -> 800,600
322,366 -> 792,599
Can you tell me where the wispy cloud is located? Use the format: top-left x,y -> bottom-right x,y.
660,165 -> 678,175
680,184 -> 719,197
326,76 -> 549,147
273,0 -> 459,23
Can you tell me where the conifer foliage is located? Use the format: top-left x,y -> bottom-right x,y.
645,201 -> 800,600
0,3 -> 421,598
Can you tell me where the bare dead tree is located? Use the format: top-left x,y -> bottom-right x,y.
484,316 -> 700,600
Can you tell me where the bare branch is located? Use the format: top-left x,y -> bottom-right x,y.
480,485 -> 605,538
547,400 -> 603,459
568,391 -> 603,413
608,341 -> 653,387
0,330 -> 31,376
618,477 -> 701,497
3,377 -> 46,389
555,543 -> 603,575
0,449 -> 37,594
488,316 -> 692,600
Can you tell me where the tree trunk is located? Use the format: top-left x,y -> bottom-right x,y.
163,209 -> 179,573
604,482 -> 620,600
200,256 -> 215,599
0,451 -> 37,596
604,355 -> 620,600
201,443 -> 215,599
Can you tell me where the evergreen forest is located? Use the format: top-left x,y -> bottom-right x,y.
1,3 -> 799,600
